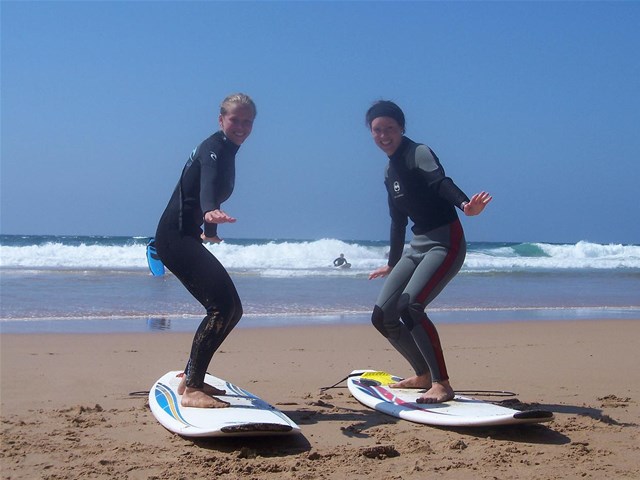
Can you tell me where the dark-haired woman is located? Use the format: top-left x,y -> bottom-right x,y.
366,100 -> 492,403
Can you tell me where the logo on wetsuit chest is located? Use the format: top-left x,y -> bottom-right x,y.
386,170 -> 405,200
392,180 -> 405,199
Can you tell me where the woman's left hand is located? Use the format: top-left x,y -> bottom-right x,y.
463,191 -> 492,216
201,234 -> 223,244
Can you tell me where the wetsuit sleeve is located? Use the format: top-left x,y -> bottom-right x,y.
387,195 -> 407,267
203,222 -> 218,238
200,142 -> 223,238
414,145 -> 470,210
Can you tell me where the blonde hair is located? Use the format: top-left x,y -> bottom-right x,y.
220,93 -> 257,117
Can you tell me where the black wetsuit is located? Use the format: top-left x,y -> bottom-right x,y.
372,136 -> 469,383
155,130 -> 241,389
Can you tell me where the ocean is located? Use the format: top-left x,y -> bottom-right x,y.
1,235 -> 638,333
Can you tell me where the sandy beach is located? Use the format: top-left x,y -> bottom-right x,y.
1,320 -> 638,479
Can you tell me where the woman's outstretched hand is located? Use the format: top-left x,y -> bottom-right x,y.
369,264 -> 392,280
463,191 -> 492,216
204,209 -> 237,224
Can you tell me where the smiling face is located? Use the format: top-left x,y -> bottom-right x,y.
219,103 -> 255,146
370,116 -> 404,156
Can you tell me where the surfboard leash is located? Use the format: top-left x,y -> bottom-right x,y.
319,372 -> 362,392
454,390 -> 517,398
128,391 -> 149,397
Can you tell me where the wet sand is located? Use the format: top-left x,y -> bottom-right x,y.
1,320 -> 639,479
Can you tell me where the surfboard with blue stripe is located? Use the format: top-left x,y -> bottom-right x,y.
148,371 -> 300,437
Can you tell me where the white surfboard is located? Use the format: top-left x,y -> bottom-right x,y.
334,262 -> 351,269
149,371 -> 300,437
348,370 -> 553,427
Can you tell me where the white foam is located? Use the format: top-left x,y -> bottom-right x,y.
1,239 -> 638,275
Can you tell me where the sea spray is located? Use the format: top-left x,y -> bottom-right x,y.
1,235 -> 638,276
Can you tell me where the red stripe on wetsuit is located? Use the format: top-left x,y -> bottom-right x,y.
415,219 -> 464,381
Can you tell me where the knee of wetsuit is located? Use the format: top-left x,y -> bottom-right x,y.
227,300 -> 243,327
228,295 -> 243,322
398,293 -> 424,330
371,305 -> 389,337
206,294 -> 239,319
234,303 -> 243,322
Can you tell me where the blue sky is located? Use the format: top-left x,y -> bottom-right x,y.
2,1 -> 639,244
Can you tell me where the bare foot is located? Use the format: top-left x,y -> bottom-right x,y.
180,387 -> 230,408
390,373 -> 431,389
416,381 -> 455,404
176,373 -> 226,396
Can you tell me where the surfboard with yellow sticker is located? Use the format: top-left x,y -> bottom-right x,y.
348,370 -> 553,427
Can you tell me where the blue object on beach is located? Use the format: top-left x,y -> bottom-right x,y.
146,238 -> 165,276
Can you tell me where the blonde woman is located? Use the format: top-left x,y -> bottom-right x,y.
155,94 -> 256,408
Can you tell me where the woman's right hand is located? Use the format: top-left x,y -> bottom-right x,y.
204,209 -> 236,224
369,264 -> 392,280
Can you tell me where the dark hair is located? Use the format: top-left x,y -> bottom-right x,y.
365,100 -> 405,132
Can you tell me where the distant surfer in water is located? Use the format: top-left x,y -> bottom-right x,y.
333,253 -> 348,267
365,100 -> 492,403
154,93 -> 256,408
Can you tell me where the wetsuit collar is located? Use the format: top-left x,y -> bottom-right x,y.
389,136 -> 410,162
220,131 -> 241,154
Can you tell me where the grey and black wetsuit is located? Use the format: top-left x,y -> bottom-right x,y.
372,136 -> 469,383
155,130 -> 241,389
